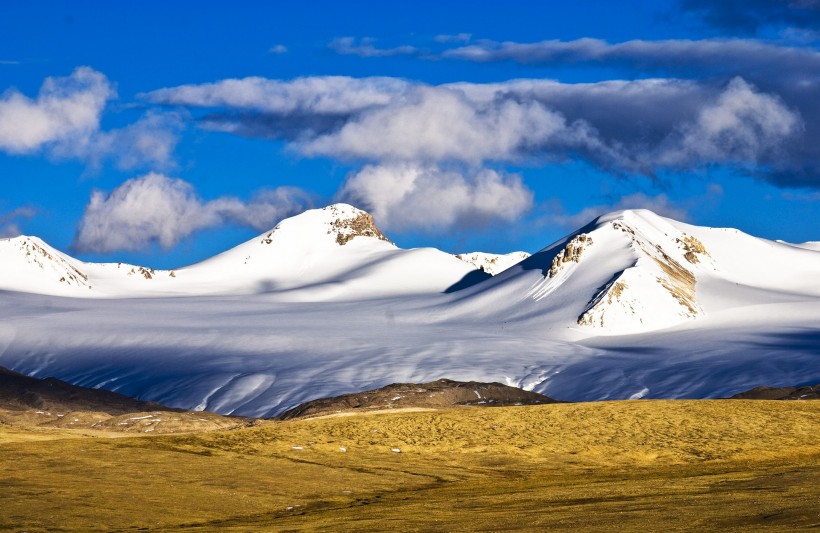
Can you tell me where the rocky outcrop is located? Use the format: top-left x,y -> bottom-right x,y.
455,251 -> 531,276
276,378 -> 561,420
679,235 -> 709,264
328,210 -> 392,246
547,234 -> 592,278
16,237 -> 91,288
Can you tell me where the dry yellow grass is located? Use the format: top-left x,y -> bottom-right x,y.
0,407 -> 247,435
1,400 -> 818,532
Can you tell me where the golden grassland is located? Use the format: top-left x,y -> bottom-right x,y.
1,400 -> 818,532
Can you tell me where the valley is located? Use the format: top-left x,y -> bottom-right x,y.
1,399 -> 818,531
1,205 -> 819,417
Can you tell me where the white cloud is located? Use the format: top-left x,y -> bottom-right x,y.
338,163 -> 533,231
545,193 -> 691,230
73,173 -> 312,253
329,37 -> 419,57
539,185 -> 726,230
655,77 -> 802,168
781,190 -> 820,202
61,110 -> 184,171
440,37 -> 820,83
0,206 -> 36,238
0,67 -> 182,170
145,75 -> 410,115
207,186 -> 314,230
268,44 -> 288,54
107,111 -> 184,170
300,86 -> 580,164
150,74 -> 804,176
145,72 -> 815,224
434,33 -> 472,43
434,38 -> 819,183
0,67 -> 114,154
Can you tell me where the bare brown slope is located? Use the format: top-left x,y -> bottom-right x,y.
0,365 -> 168,414
0,365 -> 245,433
276,378 -> 560,420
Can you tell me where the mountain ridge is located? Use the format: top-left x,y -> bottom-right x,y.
0,204 -> 488,299
1,204 -> 819,416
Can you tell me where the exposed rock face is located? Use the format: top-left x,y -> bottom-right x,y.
15,237 -> 91,288
652,248 -> 699,316
526,233 -> 595,302
576,218 -> 705,332
455,251 -> 531,276
679,235 -> 709,264
329,210 -> 392,246
275,378 -> 562,420
578,281 -> 629,327
127,266 -> 156,279
261,229 -> 276,244
258,206 -> 393,248
547,234 -> 592,278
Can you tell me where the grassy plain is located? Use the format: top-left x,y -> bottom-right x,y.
1,400 -> 818,532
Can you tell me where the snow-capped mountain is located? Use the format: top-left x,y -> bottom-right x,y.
0,234 -> 176,296
0,204 -> 479,299
455,251 -> 530,275
444,209 -> 820,336
0,205 -> 818,417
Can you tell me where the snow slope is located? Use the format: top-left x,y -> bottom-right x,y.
791,241 -> 820,252
0,207 -> 818,417
455,251 -> 530,275
0,204 -> 479,299
448,209 -> 820,335
0,235 -> 176,297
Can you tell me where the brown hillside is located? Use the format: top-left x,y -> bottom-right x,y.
276,378 -> 560,420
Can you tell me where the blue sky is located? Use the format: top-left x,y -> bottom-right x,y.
1,0 -> 819,268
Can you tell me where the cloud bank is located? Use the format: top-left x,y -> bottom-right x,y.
441,37 -> 820,81
329,37 -> 419,58
0,67 -> 181,170
147,74 -> 806,182
299,86 -> 582,164
338,164 -> 533,231
146,75 -> 409,115
73,173 -> 312,253
139,33 -> 819,237
438,36 -> 818,184
678,0 -> 820,33
0,67 -> 113,154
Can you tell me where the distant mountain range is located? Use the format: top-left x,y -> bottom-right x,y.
0,204 -> 520,299
1,204 -> 818,417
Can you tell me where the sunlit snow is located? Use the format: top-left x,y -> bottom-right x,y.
0,204 -> 818,417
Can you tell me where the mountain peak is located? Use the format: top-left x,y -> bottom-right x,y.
510,208 -> 712,334
0,234 -> 93,293
594,208 -> 677,230
575,211 -> 709,332
258,203 -> 393,248
321,204 -> 392,246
